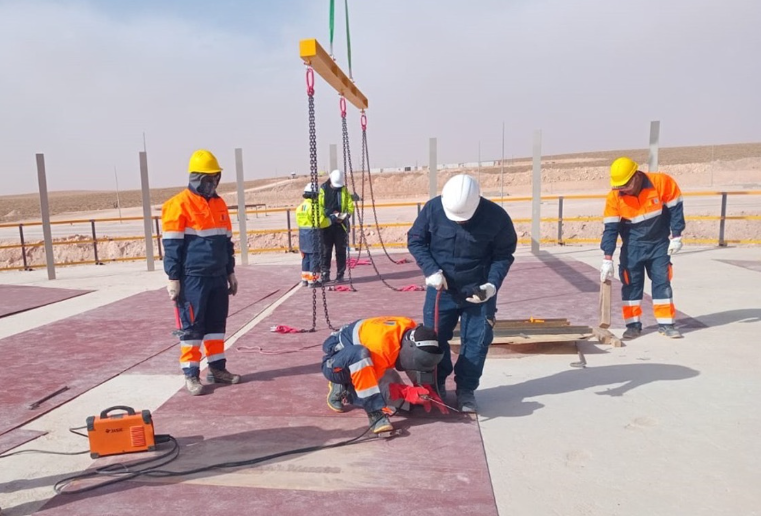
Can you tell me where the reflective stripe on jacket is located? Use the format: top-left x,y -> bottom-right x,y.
296,199 -> 330,229
337,316 -> 417,379
297,198 -> 330,253
161,188 -> 234,279
319,182 -> 355,219
600,172 -> 685,256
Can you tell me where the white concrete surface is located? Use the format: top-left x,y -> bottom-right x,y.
1,246 -> 759,515
480,246 -> 761,516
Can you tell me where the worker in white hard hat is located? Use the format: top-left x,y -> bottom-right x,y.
407,174 -> 517,413
297,182 -> 330,287
319,169 -> 355,283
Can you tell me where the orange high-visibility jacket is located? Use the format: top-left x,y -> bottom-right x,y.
336,317 -> 417,379
161,189 -> 234,279
601,172 -> 685,256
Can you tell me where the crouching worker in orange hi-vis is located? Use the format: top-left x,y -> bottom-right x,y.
600,157 -> 686,341
322,317 -> 448,434
162,149 -> 241,396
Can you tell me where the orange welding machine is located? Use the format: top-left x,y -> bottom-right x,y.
86,406 -> 156,458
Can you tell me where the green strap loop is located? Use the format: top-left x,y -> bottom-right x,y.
329,0 -> 335,56
344,0 -> 352,79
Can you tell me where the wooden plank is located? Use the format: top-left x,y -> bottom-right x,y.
455,324 -> 588,338
593,327 -> 623,348
491,325 -> 593,336
451,340 -> 582,357
454,318 -> 569,333
599,279 -> 612,329
452,333 -> 591,346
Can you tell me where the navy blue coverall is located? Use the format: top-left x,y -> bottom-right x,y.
407,197 -> 517,392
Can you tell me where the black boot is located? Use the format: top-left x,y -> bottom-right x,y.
327,382 -> 348,412
367,410 -> 393,434
622,323 -> 642,340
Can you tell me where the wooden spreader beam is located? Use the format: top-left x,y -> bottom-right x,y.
299,38 -> 369,110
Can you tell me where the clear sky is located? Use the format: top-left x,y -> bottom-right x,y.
1,0 -> 759,194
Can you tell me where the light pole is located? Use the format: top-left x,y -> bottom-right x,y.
500,122 -> 505,206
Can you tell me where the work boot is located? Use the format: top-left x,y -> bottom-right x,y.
301,280 -> 308,287
367,410 -> 393,434
322,273 -> 331,284
456,389 -> 479,413
622,323 -> 642,340
658,324 -> 683,339
206,368 -> 241,384
335,273 -> 345,283
327,382 -> 348,412
185,376 -> 205,396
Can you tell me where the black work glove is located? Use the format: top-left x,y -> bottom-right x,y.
462,284 -> 488,301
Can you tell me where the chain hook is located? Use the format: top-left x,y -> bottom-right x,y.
306,67 -> 315,95
360,111 -> 367,131
339,96 -> 347,118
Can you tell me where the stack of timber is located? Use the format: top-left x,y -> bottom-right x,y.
450,318 -> 593,356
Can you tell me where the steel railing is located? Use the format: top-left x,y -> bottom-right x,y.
1,190 -> 758,271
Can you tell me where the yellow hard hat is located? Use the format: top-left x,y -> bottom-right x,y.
610,157 -> 638,187
188,149 -> 222,174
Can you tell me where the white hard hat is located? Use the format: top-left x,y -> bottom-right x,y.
304,182 -> 318,193
441,174 -> 481,221
329,169 -> 345,188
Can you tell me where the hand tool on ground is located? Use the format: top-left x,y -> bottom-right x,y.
570,343 -> 587,369
28,386 -> 69,410
421,394 -> 460,413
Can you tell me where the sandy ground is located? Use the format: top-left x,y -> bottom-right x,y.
1,142 -> 759,270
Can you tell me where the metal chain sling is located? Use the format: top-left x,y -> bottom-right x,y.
307,68 -> 335,331
342,108 -> 406,292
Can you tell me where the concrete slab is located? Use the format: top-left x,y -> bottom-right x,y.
495,255 -> 705,332
0,246 -> 759,516
478,246 -> 761,516
37,415 -> 494,516
716,258 -> 761,274
0,265 -> 298,436
0,374 -> 183,516
0,429 -> 47,455
33,254 -> 496,515
0,285 -> 91,318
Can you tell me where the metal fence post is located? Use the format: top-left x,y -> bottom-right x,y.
90,220 -> 103,265
19,224 -> 31,271
557,196 -> 564,245
718,192 -> 728,247
417,203 -> 421,215
154,217 -> 163,260
286,209 -> 293,252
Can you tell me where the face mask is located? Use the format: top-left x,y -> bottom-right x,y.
189,172 -> 220,198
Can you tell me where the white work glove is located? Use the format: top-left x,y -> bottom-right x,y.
425,270 -> 448,290
466,283 -> 496,304
668,236 -> 683,255
228,273 -> 239,296
167,279 -> 180,301
600,259 -> 614,282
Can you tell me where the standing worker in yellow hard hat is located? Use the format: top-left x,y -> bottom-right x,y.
600,157 -> 686,340
161,150 -> 241,395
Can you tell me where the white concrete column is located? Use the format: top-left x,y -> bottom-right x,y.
35,153 -> 56,280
